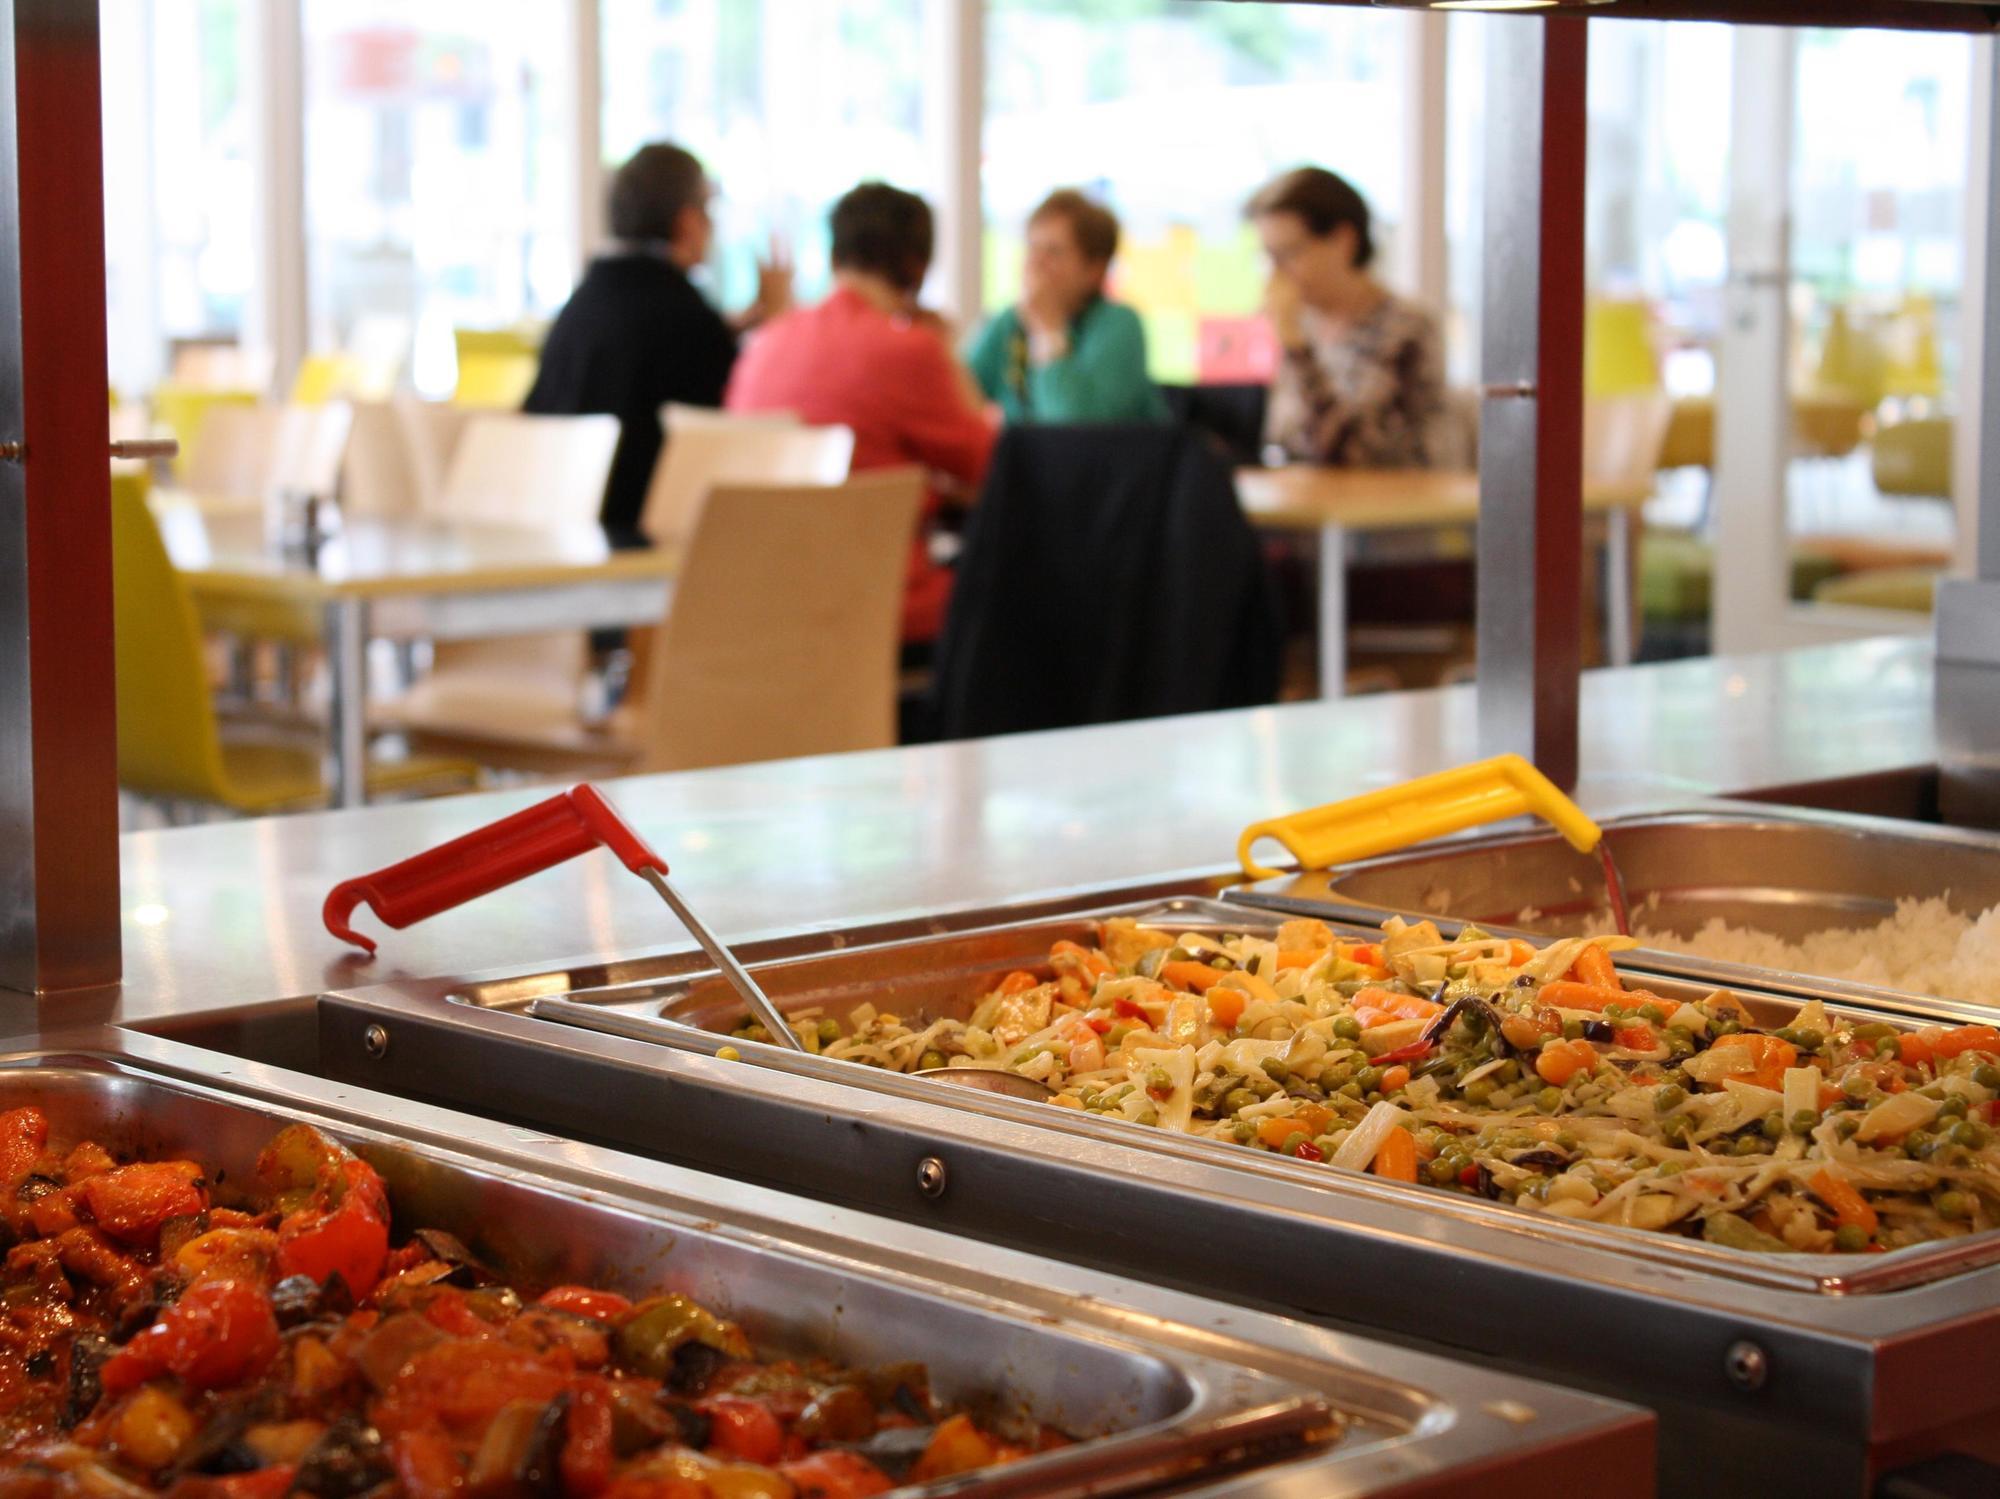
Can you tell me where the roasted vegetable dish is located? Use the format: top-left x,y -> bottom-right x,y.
0,1110 -> 1059,1496
753,917 -> 2000,1253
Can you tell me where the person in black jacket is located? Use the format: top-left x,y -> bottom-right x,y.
524,143 -> 791,547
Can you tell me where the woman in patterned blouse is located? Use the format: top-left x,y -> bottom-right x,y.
1248,167 -> 1453,468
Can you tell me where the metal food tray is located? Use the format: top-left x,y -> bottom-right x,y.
1229,806 -> 2000,1027
3,1030 -> 1654,1498
317,897 -> 2000,1495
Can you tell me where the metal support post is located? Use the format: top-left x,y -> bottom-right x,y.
0,1 -> 121,994
1475,17 -> 1587,790
1937,35 -> 2000,827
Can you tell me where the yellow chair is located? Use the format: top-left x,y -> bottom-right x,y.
290,353 -> 358,406
1585,299 -> 1661,398
1812,567 -> 1938,613
1882,295 -> 1943,402
1811,306 -> 1888,409
451,327 -> 541,409
111,470 -> 475,814
150,383 -> 261,481
1871,417 -> 1952,500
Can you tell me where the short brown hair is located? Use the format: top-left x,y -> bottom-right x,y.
830,182 -> 934,294
1029,189 -> 1120,266
609,143 -> 708,245
1246,167 -> 1374,269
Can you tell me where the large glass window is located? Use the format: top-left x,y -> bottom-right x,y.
982,0 -> 1407,385
302,0 -> 574,393
101,0 -> 253,392
600,0 -> 930,312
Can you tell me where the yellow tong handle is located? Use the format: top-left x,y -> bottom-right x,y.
1237,753 -> 1603,880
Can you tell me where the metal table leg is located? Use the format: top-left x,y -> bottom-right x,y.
324,599 -> 368,808
1605,505 -> 1635,668
1318,522 -> 1348,699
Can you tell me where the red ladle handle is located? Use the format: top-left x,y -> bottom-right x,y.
324,784 -> 664,955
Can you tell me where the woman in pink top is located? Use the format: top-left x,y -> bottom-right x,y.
727,183 -> 996,643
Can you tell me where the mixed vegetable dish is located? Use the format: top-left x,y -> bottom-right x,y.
0,1110 -> 1060,1496
745,916 -> 2000,1254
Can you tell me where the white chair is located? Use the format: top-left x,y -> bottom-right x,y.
180,402 -> 353,501
640,409 -> 855,549
628,470 -> 925,771
393,412 -> 622,742
340,399 -> 472,518
432,412 -> 619,526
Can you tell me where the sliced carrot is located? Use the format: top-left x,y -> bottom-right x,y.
1341,943 -> 1384,968
1710,1034 -> 1798,1091
1535,1040 -> 1597,1087
1898,1029 -> 1941,1069
1809,1168 -> 1879,1237
1508,939 -> 1537,966
1293,1102 -> 1334,1134
1571,944 -> 1623,991
1353,986 -> 1443,1021
1538,980 -> 1679,1018
1274,950 -> 1322,970
1159,961 -> 1224,993
1379,1065 -> 1411,1095
1371,1127 -> 1419,1182
1257,1117 -> 1313,1151
1932,1025 -> 2000,1061
1050,940 -> 1113,980
1206,988 -> 1247,1029
995,971 -> 1041,997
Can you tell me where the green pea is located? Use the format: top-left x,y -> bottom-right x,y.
1535,1086 -> 1563,1113
1462,1079 -> 1496,1106
1555,1132 -> 1579,1151
1231,1121 -> 1255,1143
1936,1189 -> 1973,1221
816,1017 -> 842,1044
1760,1113 -> 1784,1140
1654,1083 -> 1687,1112
1562,1019 -> 1585,1041
1775,1025 -> 1802,1047
1833,1223 -> 1869,1253
1655,1160 -> 1685,1177
1790,1109 -> 1820,1134
1841,1074 -> 1873,1101
1734,1135 -> 1765,1156
1975,1064 -> 2000,1090
1494,1060 -> 1522,1085
1332,1015 -> 1363,1041
1952,1120 -> 1991,1150
1339,1081 -> 1364,1100
1836,1116 -> 1861,1139
1261,1058 -> 1291,1084
1602,1003 -> 1626,1022
1633,1003 -> 1661,1025
1357,1066 -> 1385,1093
1792,1028 -> 1824,1053
1208,955 -> 1236,972
918,1049 -> 947,1072
1855,1022 -> 1897,1041
1224,1087 -> 1260,1114
1711,1017 -> 1741,1037
1939,1094 -> 1970,1119
1904,1130 -> 1936,1160
1427,1157 -> 1459,1185
1145,1065 -> 1174,1094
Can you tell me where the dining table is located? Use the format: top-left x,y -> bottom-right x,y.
154,495 -> 674,808
1235,466 -> 1654,696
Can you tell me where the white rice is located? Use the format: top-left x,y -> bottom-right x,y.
1633,896 -> 2000,1004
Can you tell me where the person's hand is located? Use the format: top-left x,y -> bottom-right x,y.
1263,270 -> 1307,352
748,236 -> 793,325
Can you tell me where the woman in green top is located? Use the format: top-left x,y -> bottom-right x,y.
968,190 -> 1168,426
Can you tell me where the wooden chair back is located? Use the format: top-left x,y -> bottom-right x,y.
633,469 -> 923,772
433,412 -> 620,526
640,412 -> 854,548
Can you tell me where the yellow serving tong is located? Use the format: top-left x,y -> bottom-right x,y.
1236,753 -> 1603,880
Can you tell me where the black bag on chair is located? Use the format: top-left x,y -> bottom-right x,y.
930,424 -> 1282,740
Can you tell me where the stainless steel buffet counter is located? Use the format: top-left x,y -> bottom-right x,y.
0,637 -> 1960,1498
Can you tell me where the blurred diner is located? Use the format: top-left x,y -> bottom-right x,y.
1249,167 -> 1452,469
726,183 -> 995,646
526,144 -> 793,548
967,190 -> 1167,427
